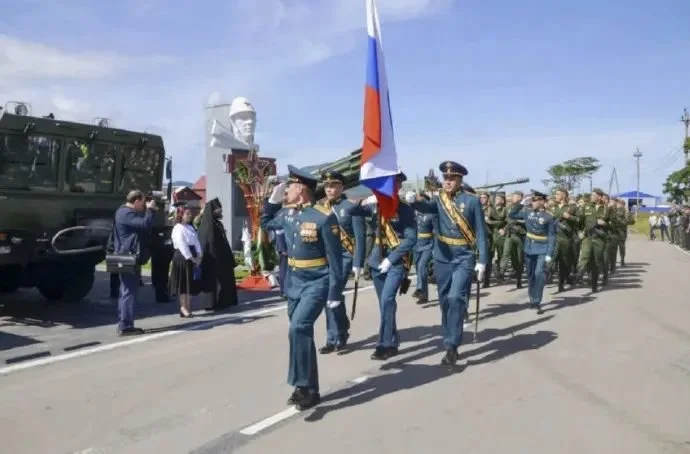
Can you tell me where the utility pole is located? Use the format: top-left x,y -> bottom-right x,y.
608,167 -> 619,196
633,148 -> 642,218
681,108 -> 690,165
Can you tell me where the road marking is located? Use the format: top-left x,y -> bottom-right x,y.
0,283 -> 378,376
349,375 -> 369,384
238,375 -> 370,436
673,245 -> 690,256
239,407 -> 300,435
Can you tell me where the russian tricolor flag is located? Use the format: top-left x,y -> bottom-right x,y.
361,0 -> 399,219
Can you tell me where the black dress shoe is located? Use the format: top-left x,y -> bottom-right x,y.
411,289 -> 421,299
319,344 -> 336,354
441,348 -> 458,365
117,327 -> 144,337
370,347 -> 398,360
295,392 -> 321,411
287,387 -> 308,405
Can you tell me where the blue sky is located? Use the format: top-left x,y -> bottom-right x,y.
2,0 -> 688,196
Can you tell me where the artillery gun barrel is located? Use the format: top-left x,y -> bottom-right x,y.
474,177 -> 529,191
310,149 -> 363,199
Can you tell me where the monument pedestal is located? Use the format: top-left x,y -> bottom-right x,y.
237,274 -> 273,291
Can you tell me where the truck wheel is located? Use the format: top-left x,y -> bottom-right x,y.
38,266 -> 95,302
63,268 -> 96,301
0,281 -> 20,294
0,265 -> 23,293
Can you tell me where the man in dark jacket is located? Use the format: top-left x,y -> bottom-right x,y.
113,190 -> 157,335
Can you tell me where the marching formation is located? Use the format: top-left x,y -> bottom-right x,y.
260,160 -> 635,412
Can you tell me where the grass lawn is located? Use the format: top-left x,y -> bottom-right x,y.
631,212 -> 651,236
99,260 -> 250,280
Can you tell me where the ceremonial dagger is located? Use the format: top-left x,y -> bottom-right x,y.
350,278 -> 359,320
473,272 -> 480,342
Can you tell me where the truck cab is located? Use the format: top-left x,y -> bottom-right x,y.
0,101 -> 171,301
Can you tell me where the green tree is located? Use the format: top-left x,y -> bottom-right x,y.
545,157 -> 601,192
662,164 -> 690,203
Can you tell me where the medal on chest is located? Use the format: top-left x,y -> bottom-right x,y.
300,222 -> 318,242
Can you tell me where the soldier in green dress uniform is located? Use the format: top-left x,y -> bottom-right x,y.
575,188 -> 611,292
548,187 -> 580,292
490,192 -> 508,278
498,191 -> 526,288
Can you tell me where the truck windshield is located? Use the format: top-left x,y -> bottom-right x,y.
64,141 -> 116,193
118,146 -> 161,194
0,134 -> 60,191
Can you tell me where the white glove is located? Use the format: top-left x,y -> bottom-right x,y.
405,191 -> 416,203
353,267 -> 362,280
378,258 -> 392,274
545,256 -> 552,263
474,263 -> 486,281
521,196 -> 531,206
361,195 -> 378,206
269,182 -> 287,204
327,300 -> 341,309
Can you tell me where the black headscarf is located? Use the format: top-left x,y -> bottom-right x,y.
198,198 -> 221,240
198,198 -> 235,269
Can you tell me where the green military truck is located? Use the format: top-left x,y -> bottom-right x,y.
0,101 -> 172,301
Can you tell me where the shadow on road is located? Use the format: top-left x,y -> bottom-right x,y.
306,317 -> 556,422
0,272 -> 283,331
143,313 -> 275,334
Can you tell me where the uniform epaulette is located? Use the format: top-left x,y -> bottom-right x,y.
312,204 -> 330,217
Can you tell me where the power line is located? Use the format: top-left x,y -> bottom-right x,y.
641,145 -> 684,174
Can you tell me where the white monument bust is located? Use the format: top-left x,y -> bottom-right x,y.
208,96 -> 258,150
229,97 -> 256,146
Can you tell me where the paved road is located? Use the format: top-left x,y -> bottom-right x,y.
1,235 -> 689,454
0,273 -> 282,366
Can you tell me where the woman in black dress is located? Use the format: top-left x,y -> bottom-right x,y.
197,198 -> 238,310
169,208 -> 202,317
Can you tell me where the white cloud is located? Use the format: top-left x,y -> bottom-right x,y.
1,0 -> 455,181
0,34 -> 174,82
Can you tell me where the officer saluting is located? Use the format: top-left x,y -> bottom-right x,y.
314,170 -> 366,354
261,165 -> 344,411
407,161 -> 488,366
350,171 -> 416,360
507,190 -> 557,313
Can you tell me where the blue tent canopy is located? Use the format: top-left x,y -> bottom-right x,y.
616,190 -> 658,199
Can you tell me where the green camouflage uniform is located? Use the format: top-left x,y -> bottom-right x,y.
576,189 -> 611,291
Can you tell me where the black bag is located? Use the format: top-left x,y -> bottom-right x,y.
105,253 -> 139,274
105,222 -> 139,274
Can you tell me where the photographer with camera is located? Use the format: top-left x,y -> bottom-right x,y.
112,190 -> 158,336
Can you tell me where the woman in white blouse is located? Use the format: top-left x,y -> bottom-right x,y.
169,208 -> 202,317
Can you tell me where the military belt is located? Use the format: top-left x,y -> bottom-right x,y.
417,232 -> 433,239
287,257 -> 327,268
526,232 -> 548,242
437,234 -> 469,246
